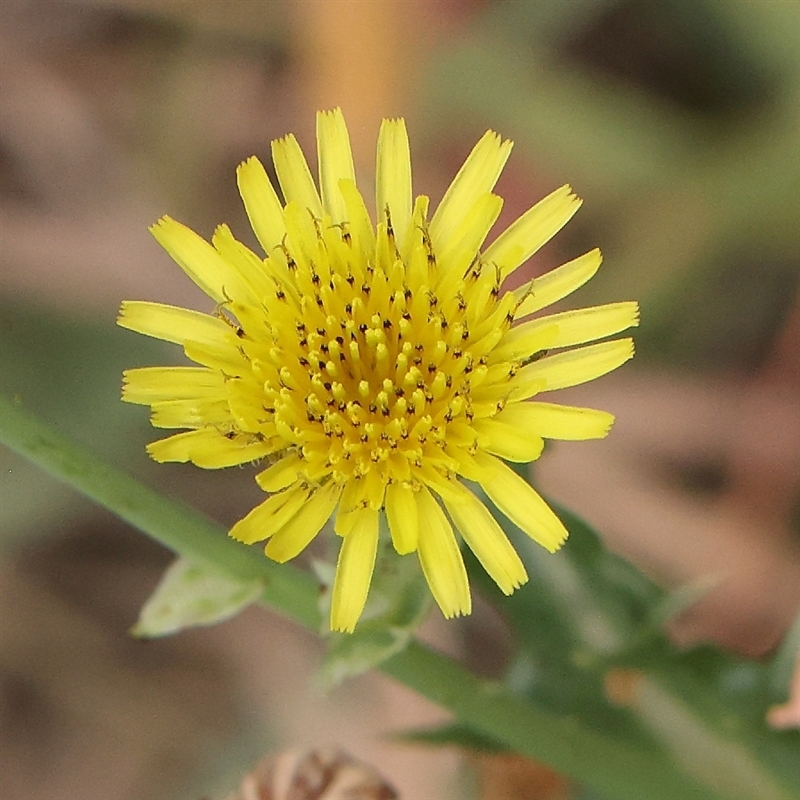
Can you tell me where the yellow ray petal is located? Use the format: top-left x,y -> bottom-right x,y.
514,248 -> 603,318
496,401 -> 614,440
330,507 -> 380,632
264,482 -> 342,562
337,474 -> 370,518
404,194 -> 431,282
385,481 -> 418,554
236,156 -> 286,254
282,200 -> 326,277
149,216 -> 245,304
226,377 -> 279,433
430,130 -> 512,254
150,397 -> 231,429
511,338 -> 635,399
122,366 -> 224,404
472,416 -> 545,462
118,301 -> 231,347
488,321 -> 558,366
438,481 -> 528,595
147,428 -> 275,468
211,224 -> 277,304
484,185 -> 582,279
229,482 -> 310,544
334,504 -> 361,537
271,133 -> 322,217
473,451 -> 568,553
415,486 -> 471,618
184,340 -> 248,377
339,178 -> 376,260
317,108 -> 356,225
376,118 -> 412,255
435,193 -> 504,289
256,452 -> 303,492
497,301 -> 639,361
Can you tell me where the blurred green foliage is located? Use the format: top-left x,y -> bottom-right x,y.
416,487 -> 800,799
0,301 -> 167,549
421,0 -> 800,371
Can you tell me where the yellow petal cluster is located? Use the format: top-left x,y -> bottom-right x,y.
119,109 -> 638,632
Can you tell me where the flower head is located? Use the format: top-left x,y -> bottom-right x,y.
120,109 -> 637,632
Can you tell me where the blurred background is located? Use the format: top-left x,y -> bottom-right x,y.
1,1 -> 798,798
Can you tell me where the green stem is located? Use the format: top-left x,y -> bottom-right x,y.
0,394 -> 318,628
0,394 -> 721,800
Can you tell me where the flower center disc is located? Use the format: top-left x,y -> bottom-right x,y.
234,200 -> 516,510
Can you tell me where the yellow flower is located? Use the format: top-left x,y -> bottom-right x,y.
119,109 -> 637,632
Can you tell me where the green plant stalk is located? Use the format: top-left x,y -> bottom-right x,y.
0,393 -> 724,800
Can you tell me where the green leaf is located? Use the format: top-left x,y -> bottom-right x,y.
396,721 -> 507,753
133,556 -> 264,637
770,607 -> 800,701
